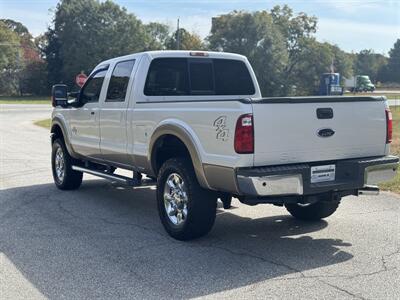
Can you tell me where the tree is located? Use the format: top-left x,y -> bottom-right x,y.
1,18 -> 41,63
0,19 -> 30,39
354,49 -> 387,83
291,39 -> 353,94
326,43 -> 353,79
379,39 -> 400,83
0,18 -> 47,95
295,40 -> 333,94
145,22 -> 170,50
208,8 -> 320,96
208,10 -> 288,96
165,28 -> 204,50
20,60 -> 48,95
45,0 -> 150,87
43,28 -> 63,87
270,5 -> 318,94
0,21 -> 21,95
270,6 -> 317,67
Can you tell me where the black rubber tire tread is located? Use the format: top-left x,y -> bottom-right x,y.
285,200 -> 340,221
157,158 -> 217,240
51,138 -> 83,190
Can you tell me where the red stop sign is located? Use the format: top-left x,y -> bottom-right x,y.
75,73 -> 87,87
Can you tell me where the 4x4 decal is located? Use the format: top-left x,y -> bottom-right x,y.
213,116 -> 229,141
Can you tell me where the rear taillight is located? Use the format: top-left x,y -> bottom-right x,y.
234,114 -> 254,154
386,108 -> 392,144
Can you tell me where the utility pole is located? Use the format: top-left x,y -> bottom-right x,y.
176,18 -> 180,50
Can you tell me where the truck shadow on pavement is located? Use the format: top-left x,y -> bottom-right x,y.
1,180 -> 353,299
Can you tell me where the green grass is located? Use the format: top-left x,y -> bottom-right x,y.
34,118 -> 51,129
380,172 -> 400,193
380,109 -> 400,193
0,96 -> 51,104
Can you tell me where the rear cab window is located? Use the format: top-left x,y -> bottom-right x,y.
144,57 -> 255,97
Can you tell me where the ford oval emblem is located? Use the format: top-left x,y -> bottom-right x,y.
317,128 -> 335,138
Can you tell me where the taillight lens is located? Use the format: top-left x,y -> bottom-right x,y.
386,108 -> 392,144
234,114 -> 254,154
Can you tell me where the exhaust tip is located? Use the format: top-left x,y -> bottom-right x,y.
358,185 -> 380,196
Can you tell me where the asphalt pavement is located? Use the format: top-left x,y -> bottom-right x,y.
0,104 -> 399,299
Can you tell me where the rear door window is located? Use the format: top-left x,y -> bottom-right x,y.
106,60 -> 135,102
144,58 -> 255,96
144,58 -> 189,96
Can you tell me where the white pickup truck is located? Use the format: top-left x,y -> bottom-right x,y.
51,50 -> 398,240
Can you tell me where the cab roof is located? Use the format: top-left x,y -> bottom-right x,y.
96,50 -> 247,69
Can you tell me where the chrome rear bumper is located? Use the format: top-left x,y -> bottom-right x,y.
236,156 -> 399,197
237,174 -> 304,196
365,162 -> 398,185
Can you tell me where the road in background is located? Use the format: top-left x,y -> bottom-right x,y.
374,90 -> 400,94
0,104 -> 399,299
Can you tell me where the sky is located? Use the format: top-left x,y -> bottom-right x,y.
0,0 -> 399,55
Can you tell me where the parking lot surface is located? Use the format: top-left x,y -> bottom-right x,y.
0,104 -> 399,299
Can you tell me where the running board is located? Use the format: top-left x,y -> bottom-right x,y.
72,165 -> 150,186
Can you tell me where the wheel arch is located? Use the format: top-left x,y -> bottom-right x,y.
149,123 -> 210,189
51,117 -> 78,158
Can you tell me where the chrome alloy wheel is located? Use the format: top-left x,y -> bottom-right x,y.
163,173 -> 188,226
54,146 -> 65,182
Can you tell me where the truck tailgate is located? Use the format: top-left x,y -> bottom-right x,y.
252,97 -> 387,166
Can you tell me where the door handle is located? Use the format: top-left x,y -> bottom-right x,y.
90,111 -> 95,115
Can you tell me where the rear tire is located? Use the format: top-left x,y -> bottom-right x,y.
157,158 -> 217,240
285,196 -> 340,221
51,138 -> 83,190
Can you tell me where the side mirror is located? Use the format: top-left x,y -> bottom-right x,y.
52,84 -> 68,107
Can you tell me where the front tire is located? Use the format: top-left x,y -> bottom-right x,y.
285,196 -> 340,221
157,158 -> 217,240
51,138 -> 83,190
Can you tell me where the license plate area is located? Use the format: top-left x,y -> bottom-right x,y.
311,164 -> 336,183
